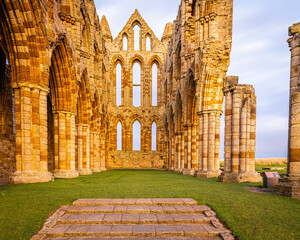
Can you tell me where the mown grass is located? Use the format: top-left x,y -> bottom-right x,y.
255,164 -> 287,174
0,169 -> 299,240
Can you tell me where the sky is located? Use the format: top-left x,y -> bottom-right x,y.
95,0 -> 300,158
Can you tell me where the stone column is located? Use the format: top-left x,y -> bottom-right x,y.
276,23 -> 300,199
77,123 -> 92,175
9,84 -> 53,184
218,76 -> 261,183
91,132 -> 101,172
191,123 -> 198,169
182,124 -> 195,175
100,129 -> 107,171
195,110 -> 221,178
53,111 -> 78,178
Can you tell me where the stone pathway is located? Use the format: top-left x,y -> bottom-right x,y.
31,198 -> 234,240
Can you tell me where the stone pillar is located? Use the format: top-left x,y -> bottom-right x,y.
191,123 -> 198,169
218,76 -> 261,183
195,110 -> 221,178
9,84 -> 53,184
99,129 -> 107,171
53,111 -> 78,178
91,132 -> 101,172
276,23 -> 300,199
182,124 -> 195,175
77,124 -> 92,175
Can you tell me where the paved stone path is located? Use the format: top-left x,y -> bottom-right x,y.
31,198 -> 234,240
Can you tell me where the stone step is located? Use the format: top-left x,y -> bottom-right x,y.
57,213 -> 214,225
45,237 -> 222,240
73,198 -> 198,206
44,223 -> 231,238
64,205 -> 211,214
31,199 -> 234,240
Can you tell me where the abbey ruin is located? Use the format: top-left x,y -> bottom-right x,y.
0,0 -> 299,199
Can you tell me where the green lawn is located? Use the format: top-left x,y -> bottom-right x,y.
255,164 -> 287,174
0,170 -> 299,240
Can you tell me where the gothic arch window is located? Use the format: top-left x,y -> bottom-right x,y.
133,24 -> 141,51
132,61 -> 141,107
152,63 -> 158,106
133,120 -> 141,150
122,35 -> 128,51
151,121 -> 157,151
117,121 -> 122,150
146,36 -> 151,51
116,63 -> 122,106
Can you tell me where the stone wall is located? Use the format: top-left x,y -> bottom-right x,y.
0,63 -> 15,178
105,10 -> 166,168
162,0 -> 234,177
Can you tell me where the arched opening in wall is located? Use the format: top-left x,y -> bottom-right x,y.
146,36 -> 151,51
175,46 -> 181,78
152,63 -> 158,106
122,35 -> 128,51
132,61 -> 141,107
187,78 -> 197,124
0,46 -> 15,178
48,37 -> 77,174
116,63 -> 122,106
191,0 -> 197,17
133,120 -> 141,151
151,122 -> 157,151
117,121 -> 122,150
133,24 -> 141,51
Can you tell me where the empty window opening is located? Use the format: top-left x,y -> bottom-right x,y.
116,63 -> 122,106
133,120 -> 141,150
133,25 -> 140,51
123,36 -> 128,51
152,63 -> 158,106
117,121 -> 122,150
146,36 -> 151,51
152,122 -> 157,151
133,62 -> 141,107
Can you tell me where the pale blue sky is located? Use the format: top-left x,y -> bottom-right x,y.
95,0 -> 300,158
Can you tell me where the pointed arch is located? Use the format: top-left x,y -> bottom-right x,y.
116,62 -> 122,106
133,120 -> 141,151
117,121 -> 123,150
133,22 -> 141,51
49,36 -> 77,113
122,34 -> 128,51
132,61 -> 141,107
77,69 -> 92,125
151,121 -> 157,151
146,35 -> 151,51
151,62 -> 158,106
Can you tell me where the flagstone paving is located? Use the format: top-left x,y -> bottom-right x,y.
31,199 -> 234,240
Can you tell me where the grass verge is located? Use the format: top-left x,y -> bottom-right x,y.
0,169 -> 299,240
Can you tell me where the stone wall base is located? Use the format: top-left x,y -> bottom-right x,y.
182,168 -> 195,175
218,172 -> 261,183
53,170 -> 79,179
100,167 -> 107,171
9,171 -> 53,184
79,169 -> 93,175
173,168 -> 182,173
194,170 -> 221,178
275,177 -> 300,199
